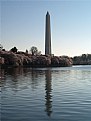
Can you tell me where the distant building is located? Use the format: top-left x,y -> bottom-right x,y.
45,12 -> 52,55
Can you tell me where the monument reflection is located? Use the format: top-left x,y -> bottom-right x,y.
45,69 -> 52,117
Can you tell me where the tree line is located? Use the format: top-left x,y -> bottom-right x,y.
0,44 -> 91,65
0,44 -> 41,56
72,54 -> 91,65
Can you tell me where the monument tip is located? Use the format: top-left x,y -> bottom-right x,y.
47,11 -> 49,15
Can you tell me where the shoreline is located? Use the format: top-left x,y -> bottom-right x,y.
0,50 -> 73,68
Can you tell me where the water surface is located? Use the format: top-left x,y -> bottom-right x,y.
1,65 -> 91,121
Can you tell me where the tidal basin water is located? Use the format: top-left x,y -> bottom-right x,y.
1,65 -> 91,121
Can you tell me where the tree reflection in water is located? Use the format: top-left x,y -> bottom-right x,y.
45,69 -> 52,117
1,67 -> 53,117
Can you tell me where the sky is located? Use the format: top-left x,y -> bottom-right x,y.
0,0 -> 91,57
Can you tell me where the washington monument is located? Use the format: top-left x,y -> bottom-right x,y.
45,11 -> 52,55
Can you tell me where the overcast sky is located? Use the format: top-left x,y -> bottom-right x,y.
1,0 -> 91,57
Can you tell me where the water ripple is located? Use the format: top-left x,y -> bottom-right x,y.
1,66 -> 91,121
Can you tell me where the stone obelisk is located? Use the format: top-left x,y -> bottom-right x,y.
45,11 -> 51,55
